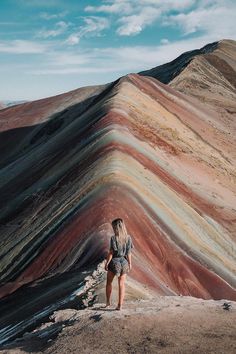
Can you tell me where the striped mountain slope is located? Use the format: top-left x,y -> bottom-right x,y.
0,73 -> 235,305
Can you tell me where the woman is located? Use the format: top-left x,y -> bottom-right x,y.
104,218 -> 134,310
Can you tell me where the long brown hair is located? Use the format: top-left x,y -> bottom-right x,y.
112,218 -> 129,247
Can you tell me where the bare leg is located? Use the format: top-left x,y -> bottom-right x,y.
116,273 -> 126,310
105,270 -> 115,306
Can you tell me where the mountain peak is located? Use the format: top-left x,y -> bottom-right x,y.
139,40 -> 219,83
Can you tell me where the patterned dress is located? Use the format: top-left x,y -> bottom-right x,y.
108,234 -> 134,276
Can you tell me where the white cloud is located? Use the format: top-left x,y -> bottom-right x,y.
40,12 -> 67,20
117,7 -> 161,36
0,40 -> 48,54
29,66 -> 120,75
37,21 -> 69,38
165,1 -> 236,39
160,38 -> 169,44
85,0 -> 196,36
46,52 -> 89,66
85,0 -> 195,14
65,16 -> 109,45
66,34 -> 80,45
85,1 -> 133,14
84,0 -> 235,38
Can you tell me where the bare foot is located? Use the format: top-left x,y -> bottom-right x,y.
103,303 -> 111,308
115,305 -> 122,310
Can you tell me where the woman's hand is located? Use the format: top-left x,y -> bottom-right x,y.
105,250 -> 113,271
105,261 -> 109,271
127,253 -> 132,271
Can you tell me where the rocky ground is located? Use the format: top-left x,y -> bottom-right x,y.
0,261 -> 235,354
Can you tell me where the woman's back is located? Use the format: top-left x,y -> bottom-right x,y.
110,234 -> 134,258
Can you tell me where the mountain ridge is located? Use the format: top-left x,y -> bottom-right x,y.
139,40 -> 219,83
140,39 -> 236,116
0,72 -> 235,297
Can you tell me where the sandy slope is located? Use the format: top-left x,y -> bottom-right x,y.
1,262 -> 235,354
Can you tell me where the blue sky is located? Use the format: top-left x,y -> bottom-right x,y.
0,0 -> 236,100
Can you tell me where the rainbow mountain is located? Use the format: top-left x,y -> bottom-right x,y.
0,38 -> 236,344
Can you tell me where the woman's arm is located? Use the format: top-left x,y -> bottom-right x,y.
105,250 -> 113,271
127,252 -> 132,270
126,235 -> 133,270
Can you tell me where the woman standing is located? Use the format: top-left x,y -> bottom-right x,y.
104,218 -> 134,310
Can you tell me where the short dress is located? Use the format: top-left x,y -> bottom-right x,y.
108,234 -> 134,276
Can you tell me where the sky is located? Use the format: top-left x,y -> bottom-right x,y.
0,0 -> 236,101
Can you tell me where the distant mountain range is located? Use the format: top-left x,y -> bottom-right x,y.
0,100 -> 28,109
0,39 -> 235,346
